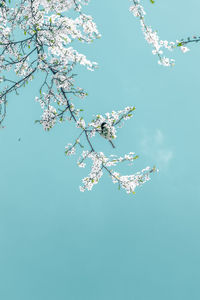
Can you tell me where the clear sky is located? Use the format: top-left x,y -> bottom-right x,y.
0,1 -> 200,299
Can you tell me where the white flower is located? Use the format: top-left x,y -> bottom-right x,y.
76,118 -> 86,129
180,46 -> 190,53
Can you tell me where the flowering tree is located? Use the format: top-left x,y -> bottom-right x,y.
0,0 -> 155,194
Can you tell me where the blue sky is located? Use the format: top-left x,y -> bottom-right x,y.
0,0 -> 200,299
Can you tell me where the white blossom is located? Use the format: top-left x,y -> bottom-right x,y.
180,46 -> 190,53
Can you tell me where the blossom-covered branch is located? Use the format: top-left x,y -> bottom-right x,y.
0,0 -> 155,193
65,106 -> 156,193
129,0 -> 190,66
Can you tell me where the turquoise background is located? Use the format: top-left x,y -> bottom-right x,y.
0,0 -> 200,299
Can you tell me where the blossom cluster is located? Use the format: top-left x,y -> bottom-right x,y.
41,105 -> 57,131
0,0 -> 100,129
88,106 -> 136,139
78,151 -> 155,193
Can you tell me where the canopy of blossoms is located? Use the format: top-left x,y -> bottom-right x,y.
0,0 -> 156,194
